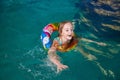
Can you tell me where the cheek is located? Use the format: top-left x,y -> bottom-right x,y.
61,32 -> 64,36
62,31 -> 67,35
61,32 -> 66,36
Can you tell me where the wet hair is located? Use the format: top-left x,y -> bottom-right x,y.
58,21 -> 73,36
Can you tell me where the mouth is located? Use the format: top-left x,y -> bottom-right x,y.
68,35 -> 72,37
67,35 -> 72,40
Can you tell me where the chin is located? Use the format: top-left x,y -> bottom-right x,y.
67,37 -> 72,40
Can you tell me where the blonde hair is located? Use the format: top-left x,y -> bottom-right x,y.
58,21 -> 73,36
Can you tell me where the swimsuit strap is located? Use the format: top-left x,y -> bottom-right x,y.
54,37 -> 62,45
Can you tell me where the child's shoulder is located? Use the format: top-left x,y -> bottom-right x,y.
53,37 -> 62,45
54,37 -> 60,41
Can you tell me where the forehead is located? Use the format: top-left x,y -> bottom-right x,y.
63,23 -> 73,29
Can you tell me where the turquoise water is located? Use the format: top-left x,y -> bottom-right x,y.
0,0 -> 120,80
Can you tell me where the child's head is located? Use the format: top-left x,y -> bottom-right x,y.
58,21 -> 74,40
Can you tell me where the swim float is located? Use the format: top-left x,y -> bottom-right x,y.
40,23 -> 59,49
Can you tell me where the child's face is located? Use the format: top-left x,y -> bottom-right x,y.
61,22 -> 73,40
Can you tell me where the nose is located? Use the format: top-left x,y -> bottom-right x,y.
68,30 -> 73,35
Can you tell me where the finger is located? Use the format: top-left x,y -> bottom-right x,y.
57,68 -> 59,73
63,65 -> 68,69
57,68 -> 61,73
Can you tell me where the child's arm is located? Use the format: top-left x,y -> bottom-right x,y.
48,40 -> 68,73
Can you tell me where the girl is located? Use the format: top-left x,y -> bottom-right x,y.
47,21 -> 97,73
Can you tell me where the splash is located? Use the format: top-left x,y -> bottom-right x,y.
18,45 -> 58,80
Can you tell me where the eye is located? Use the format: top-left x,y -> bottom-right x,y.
70,28 -> 73,31
66,29 -> 69,32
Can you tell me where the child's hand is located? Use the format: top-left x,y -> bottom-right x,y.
57,64 -> 68,73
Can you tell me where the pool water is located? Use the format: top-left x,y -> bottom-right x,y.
0,0 -> 120,80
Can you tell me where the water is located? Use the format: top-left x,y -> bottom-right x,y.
0,0 -> 120,80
